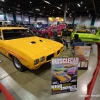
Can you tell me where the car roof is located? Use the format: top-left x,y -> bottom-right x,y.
0,27 -> 27,30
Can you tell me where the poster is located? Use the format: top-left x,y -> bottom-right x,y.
74,46 -> 91,70
51,57 -> 79,95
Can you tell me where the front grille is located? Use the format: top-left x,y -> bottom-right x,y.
57,50 -> 60,55
47,54 -> 54,61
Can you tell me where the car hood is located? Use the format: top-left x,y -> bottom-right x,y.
72,33 -> 97,39
4,36 -> 62,56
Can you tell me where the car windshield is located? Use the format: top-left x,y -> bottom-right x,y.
75,27 -> 98,34
3,29 -> 35,40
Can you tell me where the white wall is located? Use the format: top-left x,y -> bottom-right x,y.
94,18 -> 100,27
16,15 -> 22,21
48,21 -> 57,25
80,16 -> 92,26
0,15 -> 4,21
23,16 -> 29,21
66,17 -> 73,24
7,13 -> 13,21
37,17 -> 47,24
74,17 -> 80,25
30,17 -> 35,24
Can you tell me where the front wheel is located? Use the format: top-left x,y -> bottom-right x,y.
12,57 -> 27,72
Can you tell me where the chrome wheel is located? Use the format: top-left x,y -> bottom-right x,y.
14,57 -> 21,69
12,56 -> 27,72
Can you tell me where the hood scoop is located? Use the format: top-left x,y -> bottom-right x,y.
31,41 -> 36,44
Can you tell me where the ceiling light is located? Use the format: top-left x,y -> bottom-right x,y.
0,0 -> 4,2
16,11 -> 20,13
44,7 -> 45,8
66,11 -> 68,13
85,7 -> 86,9
57,7 -> 61,9
9,9 -> 10,10
89,14 -> 91,18
44,0 -> 50,4
77,4 -> 80,7
81,1 -> 83,4
30,1 -> 32,3
36,9 -> 40,11
60,4 -> 62,6
87,10 -> 88,12
69,13 -> 72,17
40,13 -> 43,15
53,10 -> 54,11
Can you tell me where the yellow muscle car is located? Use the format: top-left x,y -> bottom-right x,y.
54,71 -> 71,83
0,27 -> 64,72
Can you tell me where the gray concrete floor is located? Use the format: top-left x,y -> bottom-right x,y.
0,44 -> 99,100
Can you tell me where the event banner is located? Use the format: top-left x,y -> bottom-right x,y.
74,46 -> 91,70
51,57 -> 79,95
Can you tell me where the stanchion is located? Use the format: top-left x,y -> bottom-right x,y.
0,83 -> 15,100
84,43 -> 100,100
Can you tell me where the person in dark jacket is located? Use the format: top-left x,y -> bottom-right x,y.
54,34 -> 69,49
62,37 -> 69,49
71,34 -> 82,45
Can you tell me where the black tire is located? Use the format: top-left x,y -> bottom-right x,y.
12,56 -> 27,72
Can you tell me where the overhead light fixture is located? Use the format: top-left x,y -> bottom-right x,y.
66,11 -> 68,13
44,7 -> 45,8
77,4 -> 80,7
0,0 -> 4,2
9,9 -> 10,10
16,11 -> 20,13
87,10 -> 88,12
44,0 -> 50,4
81,1 -> 83,4
53,10 -> 54,11
30,2 -> 32,3
85,7 -> 86,9
89,14 -> 91,18
35,9 -> 40,11
60,4 -> 62,6
69,13 -> 72,17
57,7 -> 61,9
40,13 -> 43,15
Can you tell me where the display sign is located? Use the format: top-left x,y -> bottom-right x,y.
74,46 -> 91,70
51,57 -> 79,95
49,17 -> 64,22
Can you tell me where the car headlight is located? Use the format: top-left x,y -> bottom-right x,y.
40,56 -> 45,62
34,59 -> 39,65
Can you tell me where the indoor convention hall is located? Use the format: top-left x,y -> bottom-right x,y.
0,0 -> 100,100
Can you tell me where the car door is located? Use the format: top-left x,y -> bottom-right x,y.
0,29 -> 7,55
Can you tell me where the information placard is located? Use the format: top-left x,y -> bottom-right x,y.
51,57 -> 79,95
74,46 -> 91,70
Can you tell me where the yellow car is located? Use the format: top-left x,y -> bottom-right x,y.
0,27 -> 64,72
54,71 -> 71,83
